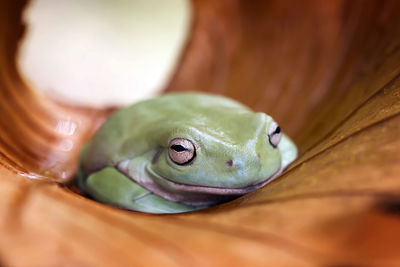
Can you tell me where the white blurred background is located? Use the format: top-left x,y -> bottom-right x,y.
18,0 -> 191,107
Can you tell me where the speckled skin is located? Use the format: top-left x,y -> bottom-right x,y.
78,93 -> 298,213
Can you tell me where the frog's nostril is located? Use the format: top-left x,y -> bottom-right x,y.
226,159 -> 233,167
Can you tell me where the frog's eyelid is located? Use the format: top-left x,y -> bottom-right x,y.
177,126 -> 233,147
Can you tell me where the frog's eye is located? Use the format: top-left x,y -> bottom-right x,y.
268,121 -> 282,148
168,138 -> 196,165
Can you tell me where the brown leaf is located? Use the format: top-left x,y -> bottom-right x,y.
1,0 -> 399,266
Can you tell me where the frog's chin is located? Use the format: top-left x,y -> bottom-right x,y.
117,159 -> 282,207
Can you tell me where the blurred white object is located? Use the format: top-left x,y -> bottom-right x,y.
18,0 -> 191,107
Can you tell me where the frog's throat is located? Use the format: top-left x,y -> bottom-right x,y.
117,159 -> 283,206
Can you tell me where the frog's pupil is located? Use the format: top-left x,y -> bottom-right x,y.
171,144 -> 187,152
274,126 -> 281,134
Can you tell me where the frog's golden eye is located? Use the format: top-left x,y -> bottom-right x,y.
168,138 -> 196,165
268,121 -> 282,148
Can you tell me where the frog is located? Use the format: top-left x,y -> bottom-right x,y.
77,92 -> 298,214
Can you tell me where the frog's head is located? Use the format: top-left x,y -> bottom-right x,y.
118,110 -> 289,206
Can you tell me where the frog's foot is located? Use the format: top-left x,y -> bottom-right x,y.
84,167 -> 199,214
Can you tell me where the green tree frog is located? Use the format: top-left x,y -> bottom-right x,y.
77,93 -> 297,214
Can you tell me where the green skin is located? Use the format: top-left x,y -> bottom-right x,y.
78,93 -> 298,214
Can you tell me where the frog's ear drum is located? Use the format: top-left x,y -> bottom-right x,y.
168,138 -> 196,165
268,122 -> 282,148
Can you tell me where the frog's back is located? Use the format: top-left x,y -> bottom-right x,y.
130,93 -> 251,119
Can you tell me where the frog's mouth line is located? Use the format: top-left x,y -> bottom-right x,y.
146,167 -> 280,195
117,159 -> 282,206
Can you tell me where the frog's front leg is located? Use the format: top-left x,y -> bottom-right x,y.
80,167 -> 197,214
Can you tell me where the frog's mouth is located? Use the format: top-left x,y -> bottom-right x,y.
117,159 -> 282,206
